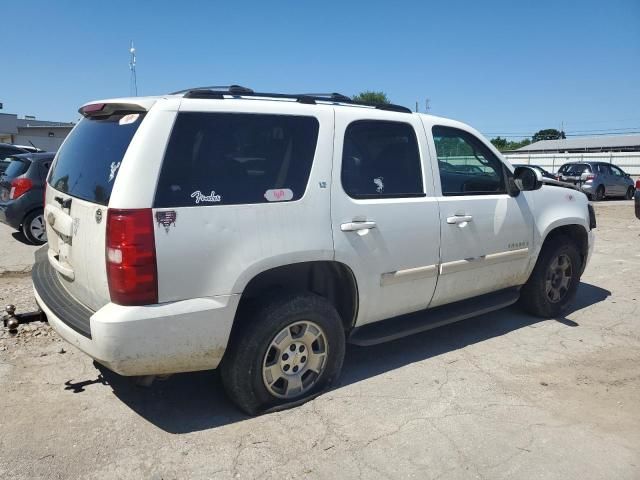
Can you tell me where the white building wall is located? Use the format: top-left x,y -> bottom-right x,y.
503,152 -> 640,176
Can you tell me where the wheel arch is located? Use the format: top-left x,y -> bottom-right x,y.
232,260 -> 359,334
539,223 -> 589,273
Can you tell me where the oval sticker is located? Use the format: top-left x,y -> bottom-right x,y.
264,188 -> 293,202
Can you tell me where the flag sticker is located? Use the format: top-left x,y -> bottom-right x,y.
264,189 -> 293,202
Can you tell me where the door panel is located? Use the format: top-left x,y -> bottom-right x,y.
331,111 -> 441,327
426,123 -> 534,307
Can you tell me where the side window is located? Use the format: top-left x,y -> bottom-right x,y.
155,113 -> 319,207
432,126 -> 506,196
341,120 -> 424,198
610,165 -> 625,177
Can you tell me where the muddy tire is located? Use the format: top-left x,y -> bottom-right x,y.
520,235 -> 582,318
22,210 -> 47,245
220,292 -> 345,415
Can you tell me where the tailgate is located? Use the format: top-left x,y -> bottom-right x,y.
44,110 -> 147,311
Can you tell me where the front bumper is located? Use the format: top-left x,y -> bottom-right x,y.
32,247 -> 239,376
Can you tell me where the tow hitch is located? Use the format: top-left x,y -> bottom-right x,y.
2,304 -> 47,334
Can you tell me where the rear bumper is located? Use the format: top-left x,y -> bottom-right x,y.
32,248 -> 239,376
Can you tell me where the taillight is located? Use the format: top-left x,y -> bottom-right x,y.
10,178 -> 33,200
585,174 -> 596,181
106,208 -> 158,306
636,179 -> 640,189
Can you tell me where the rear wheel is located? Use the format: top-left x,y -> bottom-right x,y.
22,210 -> 47,245
520,235 -> 581,318
594,185 -> 605,201
221,292 -> 345,415
625,187 -> 634,200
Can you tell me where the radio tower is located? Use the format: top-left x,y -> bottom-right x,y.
129,41 -> 138,96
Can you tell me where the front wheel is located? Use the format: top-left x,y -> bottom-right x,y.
520,235 -> 582,318
221,293 -> 345,415
625,187 -> 634,200
22,210 -> 47,245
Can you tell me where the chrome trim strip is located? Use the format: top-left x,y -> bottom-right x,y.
440,248 -> 529,275
380,264 -> 438,286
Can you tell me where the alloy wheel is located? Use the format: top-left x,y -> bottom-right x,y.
545,254 -> 573,303
262,320 -> 328,399
29,214 -> 47,242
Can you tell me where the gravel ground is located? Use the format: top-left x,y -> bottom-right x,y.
0,201 -> 639,480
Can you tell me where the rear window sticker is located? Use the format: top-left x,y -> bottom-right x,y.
119,113 -> 140,125
374,177 -> 384,193
191,190 -> 222,204
264,188 -> 293,202
109,161 -> 121,182
156,210 -> 177,233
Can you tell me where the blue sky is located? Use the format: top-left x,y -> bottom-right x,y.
2,0 -> 639,139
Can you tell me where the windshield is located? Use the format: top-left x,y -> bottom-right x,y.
48,113 -> 145,205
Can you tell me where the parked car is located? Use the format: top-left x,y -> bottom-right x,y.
557,161 -> 635,201
0,143 -> 29,175
635,179 -> 640,219
512,164 -> 555,180
0,152 -> 55,244
34,87 -> 595,414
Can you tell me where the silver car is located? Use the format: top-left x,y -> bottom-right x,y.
557,162 -> 635,201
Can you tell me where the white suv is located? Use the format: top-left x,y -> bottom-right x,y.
34,86 -> 595,414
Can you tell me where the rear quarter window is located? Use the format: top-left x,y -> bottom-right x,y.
154,112 -> 320,207
48,113 -> 145,205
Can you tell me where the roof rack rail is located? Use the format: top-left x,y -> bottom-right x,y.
175,87 -> 412,114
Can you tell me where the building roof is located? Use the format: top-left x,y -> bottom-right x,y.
516,134 -> 640,153
15,118 -> 75,128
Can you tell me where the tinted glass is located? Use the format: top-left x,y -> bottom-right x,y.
3,158 -> 30,178
610,165 -> 625,176
341,120 -> 423,198
155,112 -> 319,207
559,163 -> 591,175
48,113 -> 145,205
432,126 -> 505,195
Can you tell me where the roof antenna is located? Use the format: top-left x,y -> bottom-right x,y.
129,41 -> 138,96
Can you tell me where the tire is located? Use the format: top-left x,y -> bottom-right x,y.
22,210 -> 47,245
520,235 -> 582,318
625,187 -> 634,200
594,185 -> 605,201
220,292 -> 345,415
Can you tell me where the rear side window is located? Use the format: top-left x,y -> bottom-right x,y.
3,158 -> 30,178
154,112 -> 319,207
341,120 -> 424,198
48,113 -> 145,205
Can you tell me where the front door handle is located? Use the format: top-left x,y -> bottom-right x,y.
341,221 -> 377,232
446,215 -> 473,224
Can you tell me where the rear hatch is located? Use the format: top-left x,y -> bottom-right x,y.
558,163 -> 591,184
45,109 -> 146,311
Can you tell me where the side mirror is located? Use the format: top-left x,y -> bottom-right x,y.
514,166 -> 543,192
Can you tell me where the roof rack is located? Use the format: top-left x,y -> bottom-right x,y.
172,86 -> 412,114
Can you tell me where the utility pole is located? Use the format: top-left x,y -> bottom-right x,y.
129,41 -> 138,96
415,101 -> 419,113
425,98 -> 431,113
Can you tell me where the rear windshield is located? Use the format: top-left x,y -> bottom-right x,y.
3,158 -> 31,178
154,112 -> 319,207
48,113 -> 145,205
559,163 -> 591,175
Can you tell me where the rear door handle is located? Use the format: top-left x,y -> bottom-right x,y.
341,221 -> 377,232
446,215 -> 473,224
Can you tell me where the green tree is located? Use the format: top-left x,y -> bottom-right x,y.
352,91 -> 390,105
490,137 -> 532,152
532,129 -> 565,142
